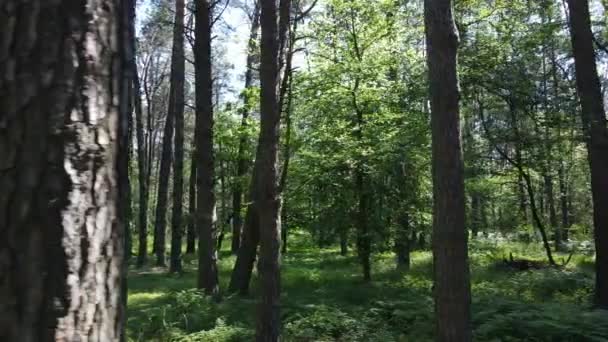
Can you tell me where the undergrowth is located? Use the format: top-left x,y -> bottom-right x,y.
127,232 -> 607,341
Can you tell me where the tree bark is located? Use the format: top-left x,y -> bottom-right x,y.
195,0 -> 220,296
152,90 -> 175,266
232,1 -> 261,254
119,0 -> 135,263
567,0 -> 608,309
170,0 -> 186,274
187,150 -> 197,254
255,0 -> 284,339
135,48 -> 149,268
424,0 -> 472,340
0,0 -> 126,339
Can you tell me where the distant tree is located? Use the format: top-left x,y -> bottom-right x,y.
170,0 -> 186,274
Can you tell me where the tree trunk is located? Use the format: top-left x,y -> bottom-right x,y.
153,92 -> 175,267
396,213 -> 411,271
567,0 -> 608,309
187,150 -> 197,254
255,0 -> 284,339
471,193 -> 480,238
424,0 -> 472,340
232,2 -> 261,254
340,228 -> 349,256
558,164 -> 570,241
135,48 -> 149,268
195,0 -> 220,296
170,0 -> 186,274
544,175 -> 561,250
217,142 -> 228,253
0,0 -> 126,339
120,0 -> 135,263
229,200 -> 260,294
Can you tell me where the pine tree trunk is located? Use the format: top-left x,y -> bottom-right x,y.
135,49 -> 149,268
232,2 -> 261,254
0,1 -> 126,339
255,0 -> 284,339
187,150 -> 197,254
545,175 -> 561,250
170,0 -> 186,274
229,200 -> 261,294
153,102 -> 174,267
119,0 -> 135,263
396,213 -> 411,270
567,0 -> 608,309
195,0 -> 220,296
471,194 -> 481,238
558,164 -> 570,240
424,0 -> 472,340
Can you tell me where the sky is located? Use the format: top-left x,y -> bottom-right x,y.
137,0 -> 253,102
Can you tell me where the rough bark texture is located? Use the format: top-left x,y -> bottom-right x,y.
255,0 -> 283,339
195,0 -> 220,296
232,2 -> 261,254
187,150 -> 197,254
0,0 -> 126,340
567,0 -> 608,309
170,0 -> 186,274
424,0 -> 473,340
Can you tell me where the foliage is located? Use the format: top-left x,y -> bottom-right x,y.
127,234 -> 607,341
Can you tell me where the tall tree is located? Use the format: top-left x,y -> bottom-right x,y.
195,0 -> 220,296
0,0 -> 126,339
566,0 -> 608,309
255,0 -> 285,339
135,45 -> 149,268
170,0 -> 186,274
154,0 -> 184,267
424,0 -> 472,340
232,1 -> 261,254
187,149 -> 197,254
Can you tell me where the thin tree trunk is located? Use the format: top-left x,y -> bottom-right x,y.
195,0 -> 220,296
120,0 -> 135,263
424,0 -> 472,340
187,150 -> 197,254
567,0 -> 608,308
0,1 -> 126,339
255,0 -> 284,339
154,7 -> 181,268
229,199 -> 261,294
170,0 -> 186,274
135,53 -> 149,268
232,2 -> 261,254
545,175 -> 561,250
396,213 -> 411,270
471,194 -> 480,238
217,142 -> 228,252
558,163 -> 570,240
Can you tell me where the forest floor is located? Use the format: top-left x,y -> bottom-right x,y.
127,232 -> 608,341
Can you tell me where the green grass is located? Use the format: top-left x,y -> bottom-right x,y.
127,232 -> 608,341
